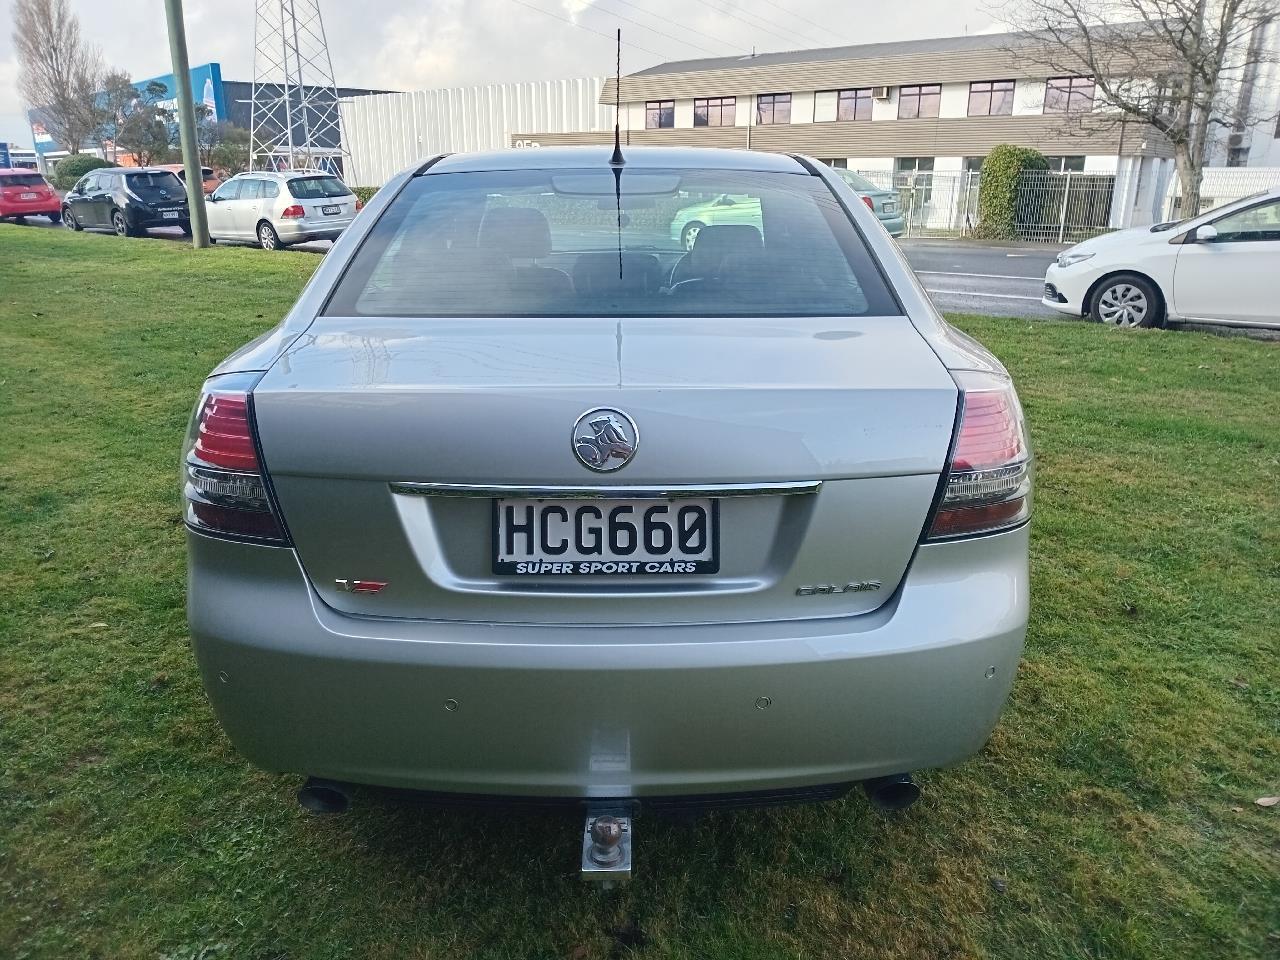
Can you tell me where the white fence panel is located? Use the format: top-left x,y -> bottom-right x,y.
339,78 -> 611,187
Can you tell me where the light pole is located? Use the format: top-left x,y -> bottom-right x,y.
163,0 -> 210,248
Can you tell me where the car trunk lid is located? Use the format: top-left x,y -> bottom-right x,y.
251,315 -> 957,624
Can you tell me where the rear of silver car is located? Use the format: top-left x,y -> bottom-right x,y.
184,149 -> 1029,809
274,173 -> 358,243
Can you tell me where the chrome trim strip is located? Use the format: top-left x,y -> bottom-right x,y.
389,480 -> 823,500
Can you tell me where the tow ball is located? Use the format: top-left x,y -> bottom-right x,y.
581,808 -> 633,887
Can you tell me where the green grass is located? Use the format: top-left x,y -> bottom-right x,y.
1,225 -> 1277,960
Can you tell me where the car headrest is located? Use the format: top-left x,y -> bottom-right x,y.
479,207 -> 553,259
690,224 -> 764,273
572,252 -> 662,296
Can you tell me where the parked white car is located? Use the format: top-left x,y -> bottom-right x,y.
206,170 -> 361,250
1043,186 -> 1280,329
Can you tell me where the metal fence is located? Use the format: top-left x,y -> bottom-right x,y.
851,169 -> 1122,243
1163,166 -> 1280,219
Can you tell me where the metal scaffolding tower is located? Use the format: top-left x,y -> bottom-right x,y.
249,0 -> 349,174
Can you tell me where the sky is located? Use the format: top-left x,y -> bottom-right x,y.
0,0 -> 997,146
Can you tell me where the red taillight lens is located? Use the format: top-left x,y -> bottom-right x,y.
193,395 -> 259,470
926,371 -> 1032,541
280,204 -> 304,219
354,198 -> 364,211
861,195 -> 875,211
183,381 -> 289,545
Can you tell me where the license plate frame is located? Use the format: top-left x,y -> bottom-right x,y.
20,192 -> 37,200
493,498 -> 720,576
162,210 -> 180,220
322,204 -> 341,216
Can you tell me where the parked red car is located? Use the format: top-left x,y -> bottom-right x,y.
0,168 -> 61,223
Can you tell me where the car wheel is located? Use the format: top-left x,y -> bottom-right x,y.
112,210 -> 132,237
681,221 -> 705,252
13,215 -> 27,225
1090,274 -> 1163,329
180,220 -> 192,237
257,221 -> 282,251
47,210 -> 61,224
63,207 -> 82,231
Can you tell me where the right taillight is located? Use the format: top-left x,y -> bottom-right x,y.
925,370 -> 1032,541
182,375 -> 290,545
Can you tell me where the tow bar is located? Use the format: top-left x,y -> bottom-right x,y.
581,807 -> 633,887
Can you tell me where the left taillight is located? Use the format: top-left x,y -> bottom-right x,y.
861,195 -> 875,211
182,376 -> 290,545
924,370 -> 1032,541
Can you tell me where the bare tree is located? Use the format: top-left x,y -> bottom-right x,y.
994,0 -> 1280,214
12,0 -> 104,154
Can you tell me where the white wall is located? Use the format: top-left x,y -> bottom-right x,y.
339,77 -> 611,186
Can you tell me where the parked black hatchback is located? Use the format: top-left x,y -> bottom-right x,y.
62,167 -> 190,237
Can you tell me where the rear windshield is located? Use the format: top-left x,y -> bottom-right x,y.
2,173 -> 47,187
834,168 -> 882,193
125,171 -> 184,198
324,167 -> 899,318
289,176 -> 350,199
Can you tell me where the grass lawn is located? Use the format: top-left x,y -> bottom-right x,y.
1,225 -> 1277,960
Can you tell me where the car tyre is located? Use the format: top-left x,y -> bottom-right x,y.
1090,273 -> 1164,329
111,210 -> 136,238
13,215 -> 27,225
63,207 -> 82,231
257,220 -> 283,251
680,221 -> 705,252
47,210 -> 61,224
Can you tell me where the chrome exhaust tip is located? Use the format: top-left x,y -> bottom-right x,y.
862,773 -> 920,812
296,777 -> 351,814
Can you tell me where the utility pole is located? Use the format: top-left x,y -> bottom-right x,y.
163,0 -> 210,248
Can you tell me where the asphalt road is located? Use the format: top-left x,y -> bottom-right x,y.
898,239 -> 1063,319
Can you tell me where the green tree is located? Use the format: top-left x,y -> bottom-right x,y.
114,79 -> 175,166
208,123 -> 251,175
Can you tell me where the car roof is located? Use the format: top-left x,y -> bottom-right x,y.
426,146 -> 810,175
230,169 -> 337,180
0,167 -> 45,175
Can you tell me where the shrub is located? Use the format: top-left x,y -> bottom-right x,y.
974,145 -> 1049,241
52,155 -> 114,191
352,186 -> 379,206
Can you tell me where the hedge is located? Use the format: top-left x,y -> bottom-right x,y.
352,186 -> 379,206
52,155 -> 114,191
973,145 -> 1048,241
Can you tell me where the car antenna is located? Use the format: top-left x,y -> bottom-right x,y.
610,29 -> 625,167
611,29 -> 625,280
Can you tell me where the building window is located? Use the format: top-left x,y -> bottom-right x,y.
645,100 -> 674,129
963,156 -> 985,173
820,158 -> 848,168
896,156 -> 935,203
756,93 -> 791,125
968,79 -> 1015,116
898,84 -> 941,119
835,88 -> 873,121
1043,155 -> 1086,172
1226,146 -> 1249,167
693,96 -> 735,127
1044,77 -> 1095,113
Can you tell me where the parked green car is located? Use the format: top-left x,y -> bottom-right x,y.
670,169 -> 904,249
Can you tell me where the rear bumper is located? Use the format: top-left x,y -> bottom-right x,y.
128,207 -> 189,229
0,200 -> 60,216
878,214 -> 906,237
188,525 -> 1028,799
276,219 -> 350,243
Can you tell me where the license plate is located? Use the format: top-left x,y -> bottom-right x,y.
162,210 -> 180,219
494,498 -> 719,575
20,192 -> 37,200
882,202 -> 898,214
322,204 -> 341,216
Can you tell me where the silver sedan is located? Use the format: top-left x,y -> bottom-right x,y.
205,170 -> 359,250
183,147 -> 1031,848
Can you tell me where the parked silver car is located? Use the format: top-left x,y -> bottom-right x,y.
184,147 -> 1031,864
206,170 -> 360,249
